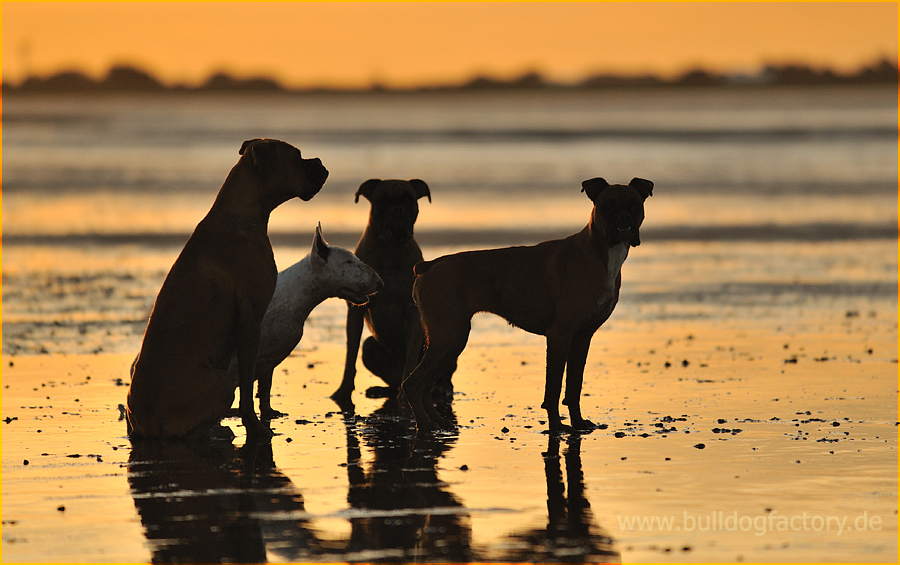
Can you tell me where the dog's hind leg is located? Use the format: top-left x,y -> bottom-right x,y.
159,367 -> 236,439
403,324 -> 468,432
360,336 -> 400,395
542,332 -> 572,432
422,362 -> 457,428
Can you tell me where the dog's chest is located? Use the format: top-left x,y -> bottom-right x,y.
594,243 -> 629,318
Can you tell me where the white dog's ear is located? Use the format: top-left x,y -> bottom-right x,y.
581,177 -> 609,202
310,222 -> 330,264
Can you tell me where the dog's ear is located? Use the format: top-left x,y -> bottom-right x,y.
310,222 -> 330,264
629,177 -> 654,200
581,177 -> 609,202
409,179 -> 431,203
239,138 -> 266,155
240,139 -> 273,177
355,179 -> 381,203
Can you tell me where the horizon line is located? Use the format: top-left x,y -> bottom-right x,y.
5,58 -> 897,94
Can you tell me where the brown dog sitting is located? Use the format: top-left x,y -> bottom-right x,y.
332,179 -> 434,404
402,177 -> 653,433
126,139 -> 328,440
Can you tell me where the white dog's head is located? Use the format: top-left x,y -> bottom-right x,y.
309,223 -> 382,305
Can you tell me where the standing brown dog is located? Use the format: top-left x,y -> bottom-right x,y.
333,179 -> 432,403
127,139 -> 328,440
402,177 -> 653,433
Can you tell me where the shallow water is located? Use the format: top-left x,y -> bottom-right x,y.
2,317 -> 897,562
2,85 -> 898,562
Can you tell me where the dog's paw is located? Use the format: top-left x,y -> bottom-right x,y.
544,423 -> 574,436
574,418 -> 597,431
244,420 -> 274,442
207,424 -> 236,441
365,385 -> 395,399
260,408 -> 286,420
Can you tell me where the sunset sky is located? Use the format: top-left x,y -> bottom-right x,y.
3,2 -> 897,89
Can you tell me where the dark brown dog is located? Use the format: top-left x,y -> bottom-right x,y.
332,179 -> 432,403
126,139 -> 328,440
402,177 -> 653,433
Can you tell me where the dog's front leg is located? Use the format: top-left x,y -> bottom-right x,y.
562,329 -> 597,431
542,333 -> 571,432
257,366 -> 285,420
237,319 -> 272,441
333,304 -> 365,403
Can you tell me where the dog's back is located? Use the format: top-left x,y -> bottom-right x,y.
413,236 -> 586,336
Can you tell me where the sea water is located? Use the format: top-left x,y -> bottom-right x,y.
3,85 -> 895,355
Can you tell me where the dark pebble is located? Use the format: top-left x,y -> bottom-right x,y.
501,427 -> 509,433
615,432 -> 626,438
57,506 -> 65,512
832,421 -> 841,427
694,443 -> 706,449
460,464 -> 468,471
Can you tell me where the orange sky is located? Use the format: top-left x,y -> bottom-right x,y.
3,2 -> 897,89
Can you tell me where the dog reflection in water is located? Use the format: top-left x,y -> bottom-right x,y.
498,434 -> 619,562
340,403 -> 474,560
126,418 -> 618,562
127,441 -> 322,562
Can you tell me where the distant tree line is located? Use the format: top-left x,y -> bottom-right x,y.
5,58 -> 897,94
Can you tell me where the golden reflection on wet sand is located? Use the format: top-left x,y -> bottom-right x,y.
2,313 -> 896,561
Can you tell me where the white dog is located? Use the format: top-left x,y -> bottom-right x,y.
229,224 -> 382,418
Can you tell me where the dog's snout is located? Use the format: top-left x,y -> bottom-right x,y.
305,157 -> 328,176
617,211 -> 632,225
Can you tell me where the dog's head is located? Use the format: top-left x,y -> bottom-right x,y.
308,223 -> 383,305
239,138 -> 329,203
355,179 -> 431,243
582,177 -> 653,248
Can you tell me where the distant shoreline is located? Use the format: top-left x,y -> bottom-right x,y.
3,59 -> 896,95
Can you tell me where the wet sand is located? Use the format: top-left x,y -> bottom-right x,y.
2,311 -> 896,562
